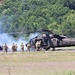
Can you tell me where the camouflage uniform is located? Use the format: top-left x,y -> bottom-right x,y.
27,43 -> 31,52
12,43 -> 15,52
21,43 -> 24,52
35,40 -> 41,51
15,44 -> 17,52
3,43 -> 8,53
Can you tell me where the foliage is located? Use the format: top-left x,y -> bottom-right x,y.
0,0 -> 75,37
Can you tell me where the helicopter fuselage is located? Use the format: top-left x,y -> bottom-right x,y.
26,33 -> 75,51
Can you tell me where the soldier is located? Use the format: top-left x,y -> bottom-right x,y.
12,43 -> 15,52
15,44 -> 17,52
3,43 -> 8,53
21,43 -> 24,52
26,43 -> 31,52
35,40 -> 41,51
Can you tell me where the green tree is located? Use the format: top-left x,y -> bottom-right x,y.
0,0 -> 75,37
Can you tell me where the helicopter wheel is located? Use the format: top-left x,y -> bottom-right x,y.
45,49 -> 49,51
45,47 -> 50,51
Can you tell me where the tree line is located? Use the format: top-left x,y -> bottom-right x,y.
0,0 -> 75,37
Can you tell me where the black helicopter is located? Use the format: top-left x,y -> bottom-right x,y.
26,29 -> 75,51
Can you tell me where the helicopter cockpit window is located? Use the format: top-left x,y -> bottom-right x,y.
29,39 -> 35,46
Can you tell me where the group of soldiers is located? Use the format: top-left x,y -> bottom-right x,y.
3,43 -> 24,53
3,40 -> 42,53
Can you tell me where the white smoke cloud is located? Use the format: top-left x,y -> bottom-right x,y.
0,24 -> 39,51
28,33 -> 40,40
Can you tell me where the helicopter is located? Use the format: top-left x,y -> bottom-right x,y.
26,29 -> 75,51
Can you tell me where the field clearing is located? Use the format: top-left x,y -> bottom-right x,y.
0,51 -> 75,75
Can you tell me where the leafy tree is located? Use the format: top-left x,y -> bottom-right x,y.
0,0 -> 75,37
62,10 -> 75,37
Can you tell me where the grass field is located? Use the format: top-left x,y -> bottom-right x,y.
0,51 -> 75,75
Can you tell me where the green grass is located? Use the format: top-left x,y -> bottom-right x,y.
0,51 -> 75,63
0,51 -> 75,74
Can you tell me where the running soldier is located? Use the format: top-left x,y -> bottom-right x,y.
3,43 -> 8,53
26,43 -> 31,52
15,44 -> 17,52
21,43 -> 24,52
35,40 -> 41,51
12,43 -> 15,52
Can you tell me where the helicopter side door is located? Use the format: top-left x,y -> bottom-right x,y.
51,38 -> 59,47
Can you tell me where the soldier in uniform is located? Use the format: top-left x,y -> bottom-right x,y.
26,43 -> 31,52
21,43 -> 24,52
15,44 -> 17,52
35,40 -> 41,51
3,43 -> 8,53
12,43 -> 15,52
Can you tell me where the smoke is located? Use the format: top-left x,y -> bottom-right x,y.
0,22 -> 39,51
0,22 -> 2,34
